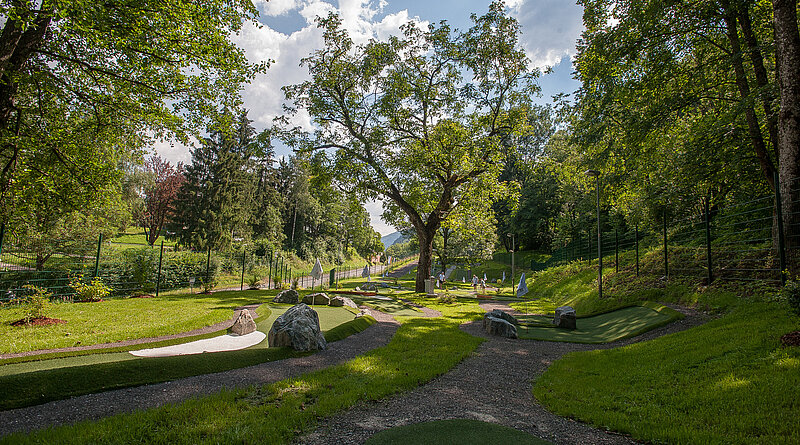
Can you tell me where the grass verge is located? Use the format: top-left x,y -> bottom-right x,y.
533,301 -> 800,443
2,301 -> 484,444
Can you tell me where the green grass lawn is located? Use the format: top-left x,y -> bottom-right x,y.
533,301 -> 800,444
0,290 -> 276,354
364,419 -> 551,444
516,303 -> 683,343
2,300 -> 484,444
0,305 -> 371,410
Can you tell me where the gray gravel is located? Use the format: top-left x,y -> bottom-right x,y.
297,302 -> 708,445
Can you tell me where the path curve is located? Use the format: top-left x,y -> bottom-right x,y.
0,310 -> 400,437
298,303 -> 708,445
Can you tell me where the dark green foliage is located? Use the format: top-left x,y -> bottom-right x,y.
782,279 -> 800,315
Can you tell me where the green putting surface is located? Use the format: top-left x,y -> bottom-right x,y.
516,304 -> 683,343
364,419 -> 552,445
349,295 -> 422,316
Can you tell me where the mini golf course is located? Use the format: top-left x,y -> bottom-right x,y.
516,303 -> 683,343
0,303 -> 374,410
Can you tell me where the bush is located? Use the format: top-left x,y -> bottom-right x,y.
781,279 -> 800,315
69,275 -> 111,302
247,266 -> 269,289
10,285 -> 52,323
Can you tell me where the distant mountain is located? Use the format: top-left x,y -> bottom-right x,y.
381,231 -> 405,249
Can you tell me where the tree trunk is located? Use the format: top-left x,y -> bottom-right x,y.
772,0 -> 800,272
722,1 -> 777,189
416,229 -> 435,292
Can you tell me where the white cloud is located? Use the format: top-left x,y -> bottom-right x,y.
364,198 -> 396,236
513,0 -> 584,68
255,0 -> 301,16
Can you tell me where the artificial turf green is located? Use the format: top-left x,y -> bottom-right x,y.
348,295 -> 421,317
364,419 -> 552,444
0,309 -> 372,411
533,301 -> 800,444
516,303 -> 684,343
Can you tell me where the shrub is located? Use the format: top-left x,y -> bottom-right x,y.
12,285 -> 52,323
69,275 -> 111,302
781,279 -> 800,315
247,266 -> 269,289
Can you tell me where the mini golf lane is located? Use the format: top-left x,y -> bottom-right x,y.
0,305 -> 358,375
516,304 -> 683,344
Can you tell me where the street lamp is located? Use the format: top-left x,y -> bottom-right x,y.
585,169 -> 602,298
507,233 -> 516,296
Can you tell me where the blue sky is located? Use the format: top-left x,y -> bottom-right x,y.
156,0 -> 584,235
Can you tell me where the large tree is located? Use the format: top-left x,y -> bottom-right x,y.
0,1 -> 263,227
137,155 -> 185,246
282,2 -> 536,291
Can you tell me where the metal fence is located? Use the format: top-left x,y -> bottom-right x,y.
533,175 -> 800,286
0,230 -> 411,301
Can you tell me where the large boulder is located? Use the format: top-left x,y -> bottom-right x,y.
273,289 -> 299,304
486,309 -> 518,325
268,303 -> 327,351
302,292 -> 330,305
553,306 -> 576,330
329,296 -> 358,309
230,310 -> 257,336
361,282 -> 379,292
483,315 -> 518,338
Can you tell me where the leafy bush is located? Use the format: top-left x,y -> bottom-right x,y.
247,266 -> 269,289
9,285 -> 52,323
781,279 -> 800,315
69,275 -> 111,302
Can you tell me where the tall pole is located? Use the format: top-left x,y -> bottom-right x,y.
156,240 -> 164,297
596,175 -> 602,299
508,233 -> 516,296
93,234 -> 103,278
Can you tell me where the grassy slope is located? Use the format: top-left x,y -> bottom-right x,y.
3,301 -> 484,444
523,250 -> 800,444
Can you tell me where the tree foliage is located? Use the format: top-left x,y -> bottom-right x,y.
282,1 -> 537,291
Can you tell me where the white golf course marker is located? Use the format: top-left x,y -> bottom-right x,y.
129,331 -> 267,358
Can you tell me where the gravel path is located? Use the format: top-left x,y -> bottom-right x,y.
298,301 -> 708,445
0,309 -> 399,437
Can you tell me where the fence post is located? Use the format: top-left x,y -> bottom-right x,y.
775,171 -> 788,285
205,247 -> 211,286
0,223 -> 5,259
93,233 -> 103,278
156,240 -> 164,297
267,252 -> 273,289
705,200 -> 714,284
663,209 -> 669,279
240,249 -> 246,291
615,229 -> 619,273
635,225 -> 640,276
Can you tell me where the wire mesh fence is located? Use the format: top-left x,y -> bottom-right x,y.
532,175 -> 800,287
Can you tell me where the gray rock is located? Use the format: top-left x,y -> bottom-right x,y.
361,282 -> 378,292
553,305 -> 577,330
268,303 -> 327,351
230,310 -> 257,336
329,296 -> 358,308
302,292 -> 330,305
273,289 -> 299,304
483,315 -> 518,338
486,309 -> 518,325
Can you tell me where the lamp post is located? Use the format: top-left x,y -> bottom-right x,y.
585,169 -> 602,299
507,233 -> 516,296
